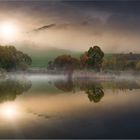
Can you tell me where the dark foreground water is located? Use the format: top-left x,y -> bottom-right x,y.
0,74 -> 140,138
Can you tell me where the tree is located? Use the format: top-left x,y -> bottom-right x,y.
47,61 -> 54,70
80,52 -> 89,68
125,61 -> 136,70
49,55 -> 80,70
136,61 -> 140,70
102,56 -> 117,70
0,45 -> 32,71
80,46 -> 104,71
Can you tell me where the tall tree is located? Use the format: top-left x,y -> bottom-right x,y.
80,46 -> 104,71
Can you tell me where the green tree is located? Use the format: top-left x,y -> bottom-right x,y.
80,46 -> 104,71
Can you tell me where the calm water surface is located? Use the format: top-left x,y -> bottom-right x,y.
0,74 -> 140,138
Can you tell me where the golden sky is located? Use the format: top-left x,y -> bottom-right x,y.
0,1 -> 140,53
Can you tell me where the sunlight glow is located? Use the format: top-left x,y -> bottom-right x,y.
1,104 -> 18,119
0,22 -> 19,41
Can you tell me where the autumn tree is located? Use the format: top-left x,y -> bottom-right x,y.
0,45 -> 32,71
102,56 -> 117,70
48,55 -> 80,70
136,61 -> 140,70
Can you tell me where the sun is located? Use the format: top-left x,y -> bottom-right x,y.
0,22 -> 19,41
1,23 -> 14,36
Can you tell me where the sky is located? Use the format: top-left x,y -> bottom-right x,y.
0,0 -> 140,53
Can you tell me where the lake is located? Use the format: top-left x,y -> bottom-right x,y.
0,73 -> 140,138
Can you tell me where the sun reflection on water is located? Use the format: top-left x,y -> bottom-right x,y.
0,103 -> 21,120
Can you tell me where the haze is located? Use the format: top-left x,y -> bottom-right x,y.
0,0 -> 140,53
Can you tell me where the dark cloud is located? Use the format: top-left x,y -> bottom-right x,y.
63,0 -> 140,15
1,0 -> 140,29
32,24 -> 56,32
106,13 -> 140,33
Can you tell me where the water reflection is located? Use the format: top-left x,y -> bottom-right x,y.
0,76 -> 32,103
0,75 -> 140,138
0,74 -> 140,104
54,79 -> 74,92
85,84 -> 104,103
53,76 -> 140,103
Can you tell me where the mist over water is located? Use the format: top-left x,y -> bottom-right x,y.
0,73 -> 139,138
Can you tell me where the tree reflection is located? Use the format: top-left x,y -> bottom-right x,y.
54,79 -> 73,92
53,75 -> 140,103
0,77 -> 31,103
85,84 -> 104,103
54,77 -> 104,103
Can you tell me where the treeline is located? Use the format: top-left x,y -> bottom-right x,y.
47,46 -> 104,71
103,53 -> 140,70
1,44 -> 140,72
0,45 -> 32,71
47,46 -> 140,71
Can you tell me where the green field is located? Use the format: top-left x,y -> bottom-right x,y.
20,47 -> 82,68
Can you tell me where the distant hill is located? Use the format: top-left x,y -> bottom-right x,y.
18,43 -> 82,68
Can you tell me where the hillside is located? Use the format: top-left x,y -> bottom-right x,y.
19,45 -> 82,68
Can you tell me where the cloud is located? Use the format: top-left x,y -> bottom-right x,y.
32,24 -> 56,32
0,1 -> 140,53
